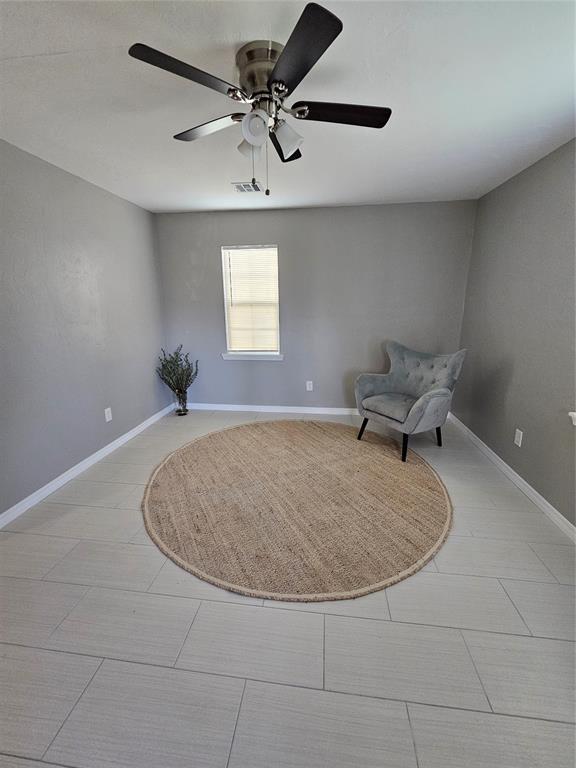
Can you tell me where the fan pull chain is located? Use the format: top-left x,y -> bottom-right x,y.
251,144 -> 255,186
265,138 -> 270,196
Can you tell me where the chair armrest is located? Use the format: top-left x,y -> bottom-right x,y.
403,388 -> 452,433
355,373 -> 396,410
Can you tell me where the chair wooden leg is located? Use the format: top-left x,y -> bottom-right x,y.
357,417 -> 368,441
436,426 -> 442,447
401,433 -> 409,462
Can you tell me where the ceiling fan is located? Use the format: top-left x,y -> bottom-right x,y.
129,2 -> 392,166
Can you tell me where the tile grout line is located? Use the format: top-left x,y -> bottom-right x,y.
225,678 -> 247,768
38,538 -> 84,582
459,629 -> 494,712
40,656 -> 105,761
405,702 -> 421,768
7,541 -> 570,586
171,598 -> 203,668
49,477 -> 149,487
432,563 -> 559,585
258,603 -> 540,639
2,573 -> 572,642
452,531 -> 573,546
527,542 -> 563,583
173,599 -> 208,669
496,578 -> 535,636
145,560 -> 169,595
0,573 -> 261,609
2,638 -> 573,728
43,584 -> 93,644
322,613 -> 326,689
10,534 -> 566,584
0,751 -> 83,768
384,585 -> 392,618
5,531 -> 568,587
143,556 -> 168,593
4,528 -> 145,545
35,499 -> 143,512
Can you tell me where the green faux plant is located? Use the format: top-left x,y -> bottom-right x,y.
156,345 -> 198,415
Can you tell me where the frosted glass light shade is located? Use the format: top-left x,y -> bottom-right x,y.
237,140 -> 262,160
241,109 -> 269,146
274,120 -> 303,159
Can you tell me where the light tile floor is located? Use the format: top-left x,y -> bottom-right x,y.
0,411 -> 574,768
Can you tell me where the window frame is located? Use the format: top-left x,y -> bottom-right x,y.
220,244 -> 283,361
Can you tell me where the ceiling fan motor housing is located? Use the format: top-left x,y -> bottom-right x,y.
235,40 -> 284,99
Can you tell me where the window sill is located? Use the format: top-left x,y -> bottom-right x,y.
221,352 -> 284,361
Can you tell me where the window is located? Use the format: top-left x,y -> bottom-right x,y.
221,245 -> 280,357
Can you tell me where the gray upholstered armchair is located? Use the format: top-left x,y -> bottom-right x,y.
355,341 -> 466,461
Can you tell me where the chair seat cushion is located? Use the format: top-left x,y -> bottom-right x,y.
362,392 -> 417,423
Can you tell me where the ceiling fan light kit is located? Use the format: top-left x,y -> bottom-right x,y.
240,109 -> 269,146
129,2 -> 392,190
273,120 -> 304,160
237,139 -> 262,160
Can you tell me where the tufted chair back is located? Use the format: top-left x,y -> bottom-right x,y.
387,340 -> 466,399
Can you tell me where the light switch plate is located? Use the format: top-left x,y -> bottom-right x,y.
104,407 -> 113,423
514,428 -> 523,447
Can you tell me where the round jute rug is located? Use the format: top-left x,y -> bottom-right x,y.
142,420 -> 452,601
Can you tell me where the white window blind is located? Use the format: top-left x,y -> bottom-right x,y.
221,245 -> 279,353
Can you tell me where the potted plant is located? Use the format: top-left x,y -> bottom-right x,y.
156,345 -> 198,416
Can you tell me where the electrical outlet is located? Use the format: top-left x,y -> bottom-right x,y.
514,428 -> 523,447
306,381 -> 314,392
104,407 -> 113,423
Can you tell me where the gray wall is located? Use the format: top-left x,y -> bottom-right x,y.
155,202 -> 476,409
0,140 -> 169,513
453,140 -> 576,524
5,136 -> 571,523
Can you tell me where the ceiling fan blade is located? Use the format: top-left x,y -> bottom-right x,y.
269,131 -> 302,162
291,101 -> 392,128
174,114 -> 244,142
129,43 -> 249,102
268,3 -> 342,96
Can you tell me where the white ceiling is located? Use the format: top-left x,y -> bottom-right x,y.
1,1 -> 574,212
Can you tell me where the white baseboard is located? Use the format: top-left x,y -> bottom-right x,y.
448,413 -> 576,542
0,402 -> 175,529
187,402 -> 358,415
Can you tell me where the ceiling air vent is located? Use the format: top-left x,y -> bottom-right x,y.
232,181 -> 263,193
